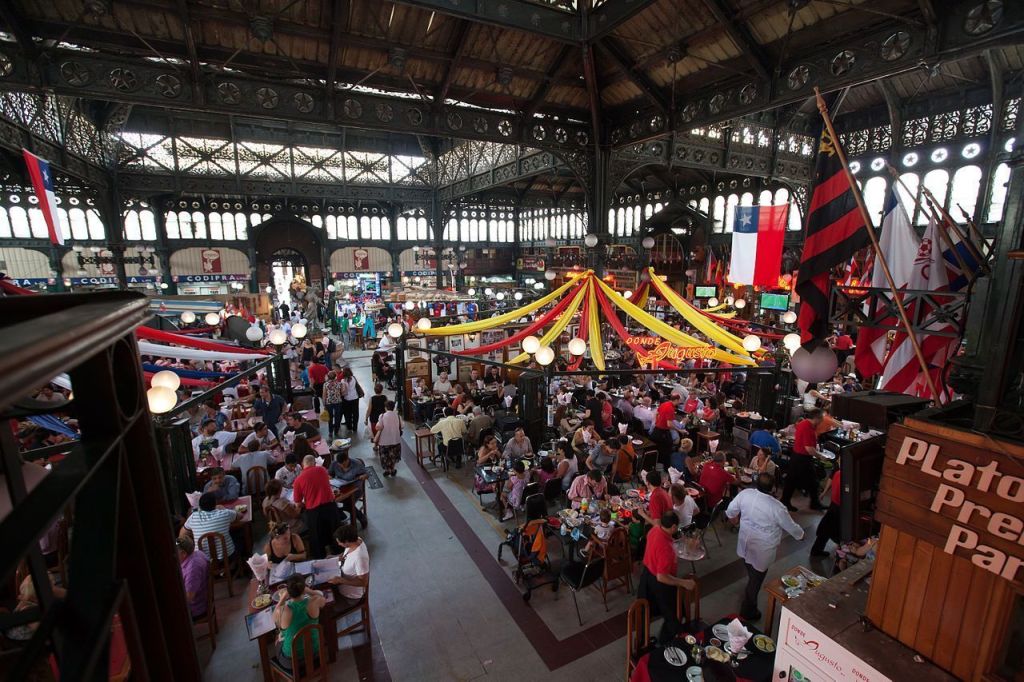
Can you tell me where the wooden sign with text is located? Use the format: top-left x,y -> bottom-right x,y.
875,419 -> 1024,587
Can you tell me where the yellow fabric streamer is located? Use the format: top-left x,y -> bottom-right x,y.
586,279 -> 605,371
594,277 -> 755,366
704,304 -> 734,317
419,276 -> 581,336
507,279 -> 587,365
646,268 -> 749,355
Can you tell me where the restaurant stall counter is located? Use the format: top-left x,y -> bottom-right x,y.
773,559 -> 955,682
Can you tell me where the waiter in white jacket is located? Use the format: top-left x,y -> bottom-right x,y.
726,473 -> 805,621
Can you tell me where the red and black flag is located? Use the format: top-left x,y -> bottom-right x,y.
796,127 -> 871,346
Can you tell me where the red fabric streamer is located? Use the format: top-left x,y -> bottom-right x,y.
593,284 -> 677,370
136,326 -> 270,355
452,280 -> 585,355
173,326 -> 220,335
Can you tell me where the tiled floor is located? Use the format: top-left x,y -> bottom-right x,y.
201,349 -> 833,681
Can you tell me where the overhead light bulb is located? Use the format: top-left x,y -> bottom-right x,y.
147,386 -> 177,414
404,300 -> 415,310
584,234 -> 599,248
544,270 -> 557,281
642,236 -> 656,249
514,292 -> 523,301
707,297 -> 719,307
246,325 -> 264,341
725,296 -> 734,306
734,298 -> 747,309
204,312 -> 221,326
522,335 -> 541,354
568,337 -> 587,356
387,322 -> 404,338
484,288 -> 494,296
416,317 -> 432,331
160,282 -> 169,289
265,286 -> 273,294
623,290 -> 633,299
467,288 -> 476,295
535,345 -> 555,366
742,334 -> 762,352
151,370 -> 180,392
327,284 -> 336,293
180,311 -> 196,324
783,333 -> 802,352
268,329 -> 288,345
497,292 -> 505,301
534,282 -> 544,290
781,310 -> 798,324
292,322 -> 308,339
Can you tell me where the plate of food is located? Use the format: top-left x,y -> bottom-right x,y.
753,634 -> 775,653
632,438 -> 644,445
737,411 -> 750,418
711,624 -> 730,640
251,593 -> 272,609
781,574 -> 804,589
626,489 -> 641,498
704,646 -> 729,663
663,647 -> 688,667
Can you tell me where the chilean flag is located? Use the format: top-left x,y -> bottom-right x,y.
728,204 -> 788,286
22,149 -> 64,245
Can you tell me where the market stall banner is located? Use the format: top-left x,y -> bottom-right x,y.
173,274 -> 249,283
200,248 -> 222,273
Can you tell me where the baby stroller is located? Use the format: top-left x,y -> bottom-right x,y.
497,494 -> 559,601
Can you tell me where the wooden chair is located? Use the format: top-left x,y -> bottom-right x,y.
247,466 -> 269,508
352,478 -> 367,529
335,576 -> 371,643
193,571 -> 218,650
598,527 -> 633,609
626,598 -> 651,682
270,623 -> 328,681
265,504 -> 283,526
198,532 -> 235,598
676,573 -> 701,624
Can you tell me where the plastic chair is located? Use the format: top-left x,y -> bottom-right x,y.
335,576 -> 370,642
625,599 -> 651,682
193,571 -> 218,650
270,623 -> 328,681
542,478 -> 563,505
675,573 -> 701,624
197,532 -> 234,598
559,552 -> 605,626
598,527 -> 633,608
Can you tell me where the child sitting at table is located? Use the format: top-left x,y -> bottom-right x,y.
500,460 -> 529,522
583,508 -> 615,556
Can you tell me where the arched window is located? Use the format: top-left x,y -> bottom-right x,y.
209,212 -> 223,240
236,213 -> 248,240
86,210 -> 104,240
342,215 -> 354,240
68,208 -> 89,241
788,202 -> 802,231
862,177 -> 888,226
417,217 -> 428,241
698,197 -> 710,215
0,208 -> 11,238
624,206 -> 633,237
9,206 -> 29,238
140,210 -> 157,240
396,216 -> 407,241
654,202 -> 664,213
644,203 -> 654,220
616,207 -> 626,236
740,192 -> 754,207
950,165 -> 982,223
895,172 -> 919,222
725,194 -> 739,233
988,163 -> 1010,223
218,213 -> 233,240
758,189 -> 773,205
326,215 -> 337,240
191,211 -> 207,239
607,208 -> 615,233
445,218 -> 456,241
310,214 -> 323,230
124,210 -> 141,240
28,208 -> 49,239
712,196 -> 726,232
381,217 -> 391,240
633,205 -> 642,232
166,211 -> 180,238
250,213 -> 263,228
774,188 -> 790,205
370,216 -> 382,240
920,169 -> 950,225
359,216 -> 370,239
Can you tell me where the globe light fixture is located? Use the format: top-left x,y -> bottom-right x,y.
292,322 -> 308,339
522,335 -> 541,354
181,311 -> 196,324
204,312 -> 221,326
514,292 -> 523,301
265,285 -> 273,294
725,295 -> 735,306
387,322 -> 404,338
246,325 -> 264,342
584,234 -> 599,248
623,290 -> 633,299
783,333 -> 802,352
146,386 -> 178,414
791,346 -> 838,382
641,236 -> 656,249
497,292 -> 505,301
160,282 -> 169,289
544,270 -> 557,281
781,310 -> 798,324
484,288 -> 494,296
568,337 -> 587,356
534,282 -> 545,290
416,317 -> 432,331
327,284 -> 336,293
734,298 -> 747,309
268,329 -> 288,346
467,288 -> 476,296
534,345 -> 555,366
742,334 -> 762,352
404,300 -> 415,310
707,297 -> 719,307
151,370 -> 181,392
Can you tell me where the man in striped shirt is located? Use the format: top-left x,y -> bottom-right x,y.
180,492 -> 240,561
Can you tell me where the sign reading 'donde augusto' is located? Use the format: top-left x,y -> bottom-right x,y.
876,421 -> 1024,585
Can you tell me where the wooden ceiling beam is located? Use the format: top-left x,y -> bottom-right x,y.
596,37 -> 669,113
175,0 -> 205,104
524,44 -> 574,119
326,0 -> 351,104
588,0 -> 660,41
698,0 -> 770,81
436,20 -> 472,105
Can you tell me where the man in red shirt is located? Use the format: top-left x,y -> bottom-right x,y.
652,392 -> 682,468
638,470 -> 672,526
637,511 -> 696,643
782,410 -> 825,512
307,358 -> 329,413
293,454 -> 338,558
699,452 -> 737,508
831,331 -> 855,366
811,467 -> 842,556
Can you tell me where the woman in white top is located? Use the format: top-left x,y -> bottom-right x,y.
327,524 -> 369,607
373,400 -> 403,477
340,367 -> 361,434
554,441 -> 579,491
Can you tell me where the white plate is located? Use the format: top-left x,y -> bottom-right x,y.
686,666 -> 703,681
712,624 -> 730,640
662,647 -> 687,667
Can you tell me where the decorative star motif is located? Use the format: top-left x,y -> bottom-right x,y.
740,210 -> 752,227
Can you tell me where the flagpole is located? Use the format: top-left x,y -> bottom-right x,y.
920,185 -> 989,274
814,88 -> 940,401
956,203 -> 991,260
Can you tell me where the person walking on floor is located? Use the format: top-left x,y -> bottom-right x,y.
726,473 -> 805,621
781,409 -> 826,512
322,371 -> 345,440
339,367 -> 362,436
292,455 -> 338,559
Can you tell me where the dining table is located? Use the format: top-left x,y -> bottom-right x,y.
630,617 -> 777,682
762,565 -> 827,637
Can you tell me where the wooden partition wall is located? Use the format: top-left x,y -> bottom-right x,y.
868,417 -> 1024,681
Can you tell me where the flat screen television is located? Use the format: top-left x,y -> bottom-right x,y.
760,292 -> 790,310
695,286 -> 717,298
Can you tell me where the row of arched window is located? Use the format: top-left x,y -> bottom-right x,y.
0,206 -> 105,240
442,218 -> 517,243
608,203 -> 666,237
520,211 -> 586,242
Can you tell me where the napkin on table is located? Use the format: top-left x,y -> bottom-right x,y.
667,467 -> 683,485
726,617 -> 752,652
247,553 -> 269,582
185,491 -> 202,508
315,456 -> 325,467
